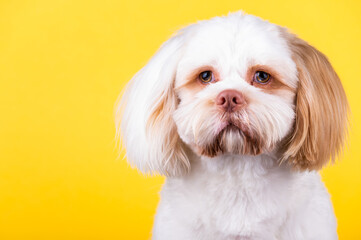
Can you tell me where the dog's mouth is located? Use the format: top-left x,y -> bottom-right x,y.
221,120 -> 254,139
198,119 -> 263,158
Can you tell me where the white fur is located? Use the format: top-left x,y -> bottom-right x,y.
117,12 -> 338,239
154,155 -> 336,240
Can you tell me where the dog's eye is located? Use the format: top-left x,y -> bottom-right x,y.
254,71 -> 271,84
199,71 -> 214,83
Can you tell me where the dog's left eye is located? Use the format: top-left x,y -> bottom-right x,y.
199,71 -> 214,83
254,71 -> 271,84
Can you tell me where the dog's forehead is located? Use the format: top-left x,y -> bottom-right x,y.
179,15 -> 296,81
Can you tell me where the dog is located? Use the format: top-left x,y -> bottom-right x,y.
116,12 -> 348,240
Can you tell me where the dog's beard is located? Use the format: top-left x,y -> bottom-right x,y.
198,113 -> 264,157
174,95 -> 291,158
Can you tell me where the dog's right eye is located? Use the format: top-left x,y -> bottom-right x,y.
199,71 -> 214,83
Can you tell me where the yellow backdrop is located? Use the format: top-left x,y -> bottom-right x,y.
1,0 -> 361,239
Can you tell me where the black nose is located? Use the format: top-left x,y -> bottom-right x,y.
215,90 -> 246,112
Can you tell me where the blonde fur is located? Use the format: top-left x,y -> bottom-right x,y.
281,29 -> 349,170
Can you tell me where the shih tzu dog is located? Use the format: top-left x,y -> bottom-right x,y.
116,12 -> 348,240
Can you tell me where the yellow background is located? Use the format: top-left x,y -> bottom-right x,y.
1,0 -> 361,239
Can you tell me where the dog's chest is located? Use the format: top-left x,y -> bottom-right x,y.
158,160 -> 294,239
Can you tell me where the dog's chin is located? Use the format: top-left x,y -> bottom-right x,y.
197,124 -> 264,158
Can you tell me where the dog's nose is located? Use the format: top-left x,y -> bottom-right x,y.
216,90 -> 246,112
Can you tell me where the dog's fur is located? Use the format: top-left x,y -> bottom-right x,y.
116,12 -> 348,240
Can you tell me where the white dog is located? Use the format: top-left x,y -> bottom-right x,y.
116,12 -> 348,240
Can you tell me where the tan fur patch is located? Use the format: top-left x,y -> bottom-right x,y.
175,66 -> 220,94
246,64 -> 295,93
199,125 -> 263,157
279,28 -> 349,171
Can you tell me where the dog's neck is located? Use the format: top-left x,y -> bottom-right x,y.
165,153 -> 297,217
171,153 -> 297,196
161,152 -> 322,239
189,153 -> 288,176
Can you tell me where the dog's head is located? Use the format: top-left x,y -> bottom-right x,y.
116,12 -> 348,176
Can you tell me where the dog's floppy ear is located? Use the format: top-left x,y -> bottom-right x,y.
281,30 -> 349,170
115,31 -> 190,177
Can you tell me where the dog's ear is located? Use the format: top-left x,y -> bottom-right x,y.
115,31 -> 190,177
281,30 -> 349,170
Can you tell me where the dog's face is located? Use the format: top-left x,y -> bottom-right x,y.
117,12 -> 348,176
173,17 -> 297,158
